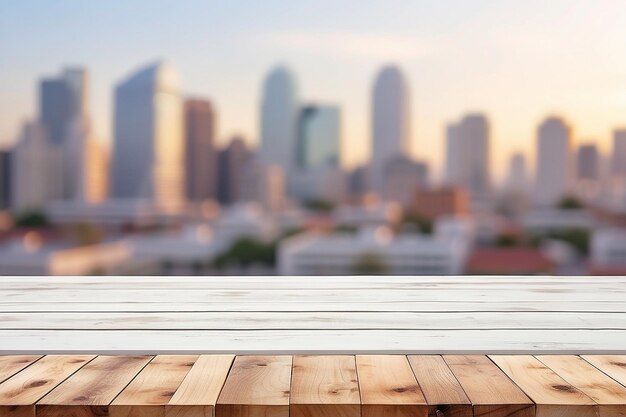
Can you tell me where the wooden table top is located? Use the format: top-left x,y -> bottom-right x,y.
0,354 -> 625,417
1,276 -> 625,353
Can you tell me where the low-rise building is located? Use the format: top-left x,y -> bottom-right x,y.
465,248 -> 554,275
589,228 -> 626,274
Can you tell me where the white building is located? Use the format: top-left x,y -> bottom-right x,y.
445,114 -> 491,204
0,234 -> 132,275
11,122 -> 63,210
534,117 -> 573,207
523,208 -> 596,233
239,160 -> 286,212
259,66 -> 298,175
110,61 -> 185,214
278,225 -> 469,275
371,66 -> 411,194
46,199 -> 172,227
212,203 -> 279,243
591,228 -> 626,267
333,200 -> 403,228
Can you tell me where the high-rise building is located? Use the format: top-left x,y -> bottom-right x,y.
577,143 -> 599,181
39,68 -> 88,146
239,161 -> 285,212
217,136 -> 252,205
504,153 -> 529,193
0,151 -> 12,210
445,114 -> 491,203
382,155 -> 428,206
612,129 -> 626,177
534,116 -> 572,206
184,99 -> 217,202
11,122 -> 64,210
259,66 -> 297,173
371,65 -> 411,193
297,105 -> 340,169
64,117 -> 108,203
110,62 -> 185,213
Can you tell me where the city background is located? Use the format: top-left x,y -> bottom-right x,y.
1,1 -> 626,275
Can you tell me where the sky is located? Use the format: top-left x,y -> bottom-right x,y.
2,0 -> 626,181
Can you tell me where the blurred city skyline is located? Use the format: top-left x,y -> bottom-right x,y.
3,1 -> 626,179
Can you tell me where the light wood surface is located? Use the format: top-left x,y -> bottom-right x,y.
490,355 -> 596,417
0,356 -> 41,384
291,355 -> 360,417
356,355 -> 427,417
407,355 -> 471,417
538,355 -> 626,417
1,276 -> 626,353
581,355 -> 626,386
110,355 -> 197,417
216,356 -> 292,417
37,355 -> 152,417
445,355 -> 534,417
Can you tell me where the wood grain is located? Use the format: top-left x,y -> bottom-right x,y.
444,355 -> 533,417
0,355 -> 92,417
216,356 -> 291,417
582,355 -> 626,386
37,355 -> 153,417
110,355 -> 197,417
0,356 -> 41,384
166,355 -> 234,417
356,355 -> 426,417
291,355 -> 360,417
491,355 -> 596,417
407,355 -> 471,417
539,355 -> 626,417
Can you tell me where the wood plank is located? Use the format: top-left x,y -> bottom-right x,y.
166,355 -> 234,417
407,355 -> 471,417
216,356 -> 291,417
356,355 -> 426,417
0,356 -> 41,384
2,329 -> 625,354
582,355 -> 626,386
0,355 -> 92,417
291,355 -> 360,417
538,355 -> 626,417
3,311 -> 625,330
109,355 -> 197,417
491,355 -> 596,417
37,355 -> 153,417
444,355 -> 534,417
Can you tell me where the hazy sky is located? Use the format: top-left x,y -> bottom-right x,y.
2,0 -> 626,180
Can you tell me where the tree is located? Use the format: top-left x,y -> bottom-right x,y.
304,199 -> 335,212
14,209 -> 49,228
401,213 -> 433,234
557,195 -> 584,210
352,252 -> 388,275
213,237 -> 277,268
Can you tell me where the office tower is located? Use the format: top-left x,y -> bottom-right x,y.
382,156 -> 428,206
445,114 -> 491,203
11,122 -> 63,210
371,65 -> 411,193
64,117 -> 108,203
534,117 -> 572,206
39,68 -> 88,146
110,62 -> 185,213
297,105 -> 340,169
612,130 -> 626,177
0,151 -> 11,209
259,66 -> 297,172
505,153 -> 529,192
577,144 -> 599,181
217,136 -> 252,205
184,99 -> 217,202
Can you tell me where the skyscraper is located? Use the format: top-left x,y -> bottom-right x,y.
110,62 -> 185,213
185,99 -> 217,202
259,66 -> 297,172
371,65 -> 411,193
0,151 -> 12,210
577,144 -> 599,181
534,116 -> 572,206
445,114 -> 491,203
11,122 -> 63,210
297,105 -> 340,169
217,136 -> 252,205
612,129 -> 626,177
504,153 -> 529,193
39,68 -> 88,146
